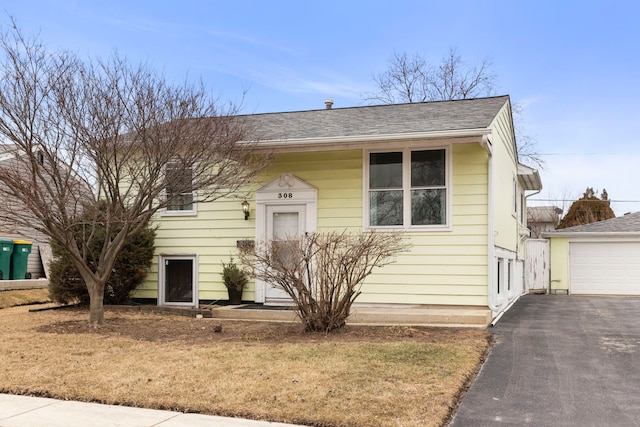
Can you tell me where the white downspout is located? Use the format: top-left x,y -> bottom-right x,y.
525,189 -> 542,203
482,137 -> 499,315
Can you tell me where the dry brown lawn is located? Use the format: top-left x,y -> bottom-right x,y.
0,288 -> 49,308
0,291 -> 490,427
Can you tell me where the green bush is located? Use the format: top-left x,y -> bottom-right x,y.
49,224 -> 155,305
221,257 -> 248,291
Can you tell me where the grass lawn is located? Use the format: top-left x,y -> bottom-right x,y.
0,288 -> 49,308
0,290 -> 490,427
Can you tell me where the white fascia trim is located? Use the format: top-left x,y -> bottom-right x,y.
240,128 -> 491,151
546,232 -> 640,239
480,135 -> 493,154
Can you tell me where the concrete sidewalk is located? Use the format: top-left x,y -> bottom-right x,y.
0,393 -> 303,427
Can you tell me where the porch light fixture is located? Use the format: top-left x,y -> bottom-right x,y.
241,200 -> 250,220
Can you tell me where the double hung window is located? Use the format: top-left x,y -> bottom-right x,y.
368,148 -> 448,228
164,163 -> 195,214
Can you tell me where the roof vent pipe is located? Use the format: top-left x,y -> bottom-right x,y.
324,99 -> 334,109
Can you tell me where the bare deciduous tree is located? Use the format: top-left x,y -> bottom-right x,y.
0,22 -> 269,325
239,231 -> 409,332
511,102 -> 544,168
365,48 -> 544,167
526,206 -> 563,238
365,48 -> 495,104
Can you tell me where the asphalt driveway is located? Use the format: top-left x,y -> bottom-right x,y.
449,295 -> 640,426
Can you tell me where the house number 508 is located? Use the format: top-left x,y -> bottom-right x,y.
278,192 -> 293,199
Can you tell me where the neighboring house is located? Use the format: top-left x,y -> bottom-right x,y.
544,212 -> 640,295
0,145 -> 49,279
136,95 -> 542,325
527,206 -> 562,238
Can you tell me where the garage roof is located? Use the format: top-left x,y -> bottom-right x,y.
544,211 -> 640,236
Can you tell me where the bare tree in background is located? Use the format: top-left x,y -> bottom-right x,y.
365,48 -> 495,104
526,206 -> 563,238
365,48 -> 543,167
511,102 -> 544,168
239,231 -> 409,332
0,21 -> 269,325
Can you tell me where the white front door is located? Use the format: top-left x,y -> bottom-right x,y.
254,174 -> 318,304
264,204 -> 306,303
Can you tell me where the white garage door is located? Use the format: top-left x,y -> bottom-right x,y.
570,241 -> 640,295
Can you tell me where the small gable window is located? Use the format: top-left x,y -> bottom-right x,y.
367,148 -> 448,229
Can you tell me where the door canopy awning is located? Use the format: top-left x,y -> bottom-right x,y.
518,163 -> 542,191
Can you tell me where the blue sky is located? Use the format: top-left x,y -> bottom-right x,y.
4,0 -> 640,215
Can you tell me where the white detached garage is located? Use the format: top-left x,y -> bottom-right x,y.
545,212 -> 640,295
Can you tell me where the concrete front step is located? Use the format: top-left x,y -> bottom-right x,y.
348,306 -> 492,327
212,305 -> 298,322
211,304 -> 492,328
113,304 -> 492,328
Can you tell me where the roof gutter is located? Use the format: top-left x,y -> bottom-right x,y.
543,231 -> 640,238
240,128 -> 492,150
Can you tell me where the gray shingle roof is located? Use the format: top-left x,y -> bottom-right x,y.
243,96 -> 510,141
549,211 -> 640,234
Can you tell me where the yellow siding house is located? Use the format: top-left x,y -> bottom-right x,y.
137,95 -> 542,324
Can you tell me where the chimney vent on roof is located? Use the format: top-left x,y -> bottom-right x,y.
324,99 -> 334,109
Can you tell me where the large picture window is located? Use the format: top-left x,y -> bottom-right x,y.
368,148 -> 448,228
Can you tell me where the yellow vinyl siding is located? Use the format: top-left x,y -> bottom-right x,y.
144,143 -> 492,307
549,237 -> 570,292
265,151 -> 363,232
144,150 -> 362,301
356,143 -> 489,306
150,187 -> 259,300
490,104 -> 520,253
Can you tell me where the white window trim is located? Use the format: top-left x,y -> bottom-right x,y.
512,176 -> 518,218
363,145 -> 452,231
158,254 -> 199,307
160,190 -> 198,217
160,162 -> 197,217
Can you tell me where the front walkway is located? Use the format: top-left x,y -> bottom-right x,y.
0,393 -> 302,427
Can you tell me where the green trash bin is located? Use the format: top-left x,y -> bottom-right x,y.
10,240 -> 32,280
0,238 -> 13,280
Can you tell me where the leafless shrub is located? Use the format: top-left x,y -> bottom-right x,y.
240,231 -> 409,332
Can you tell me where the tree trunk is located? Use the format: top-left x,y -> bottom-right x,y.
88,281 -> 105,326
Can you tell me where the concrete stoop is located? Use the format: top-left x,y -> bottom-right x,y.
113,304 -> 492,328
210,304 -> 492,328
347,306 -> 492,328
211,305 -> 298,322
